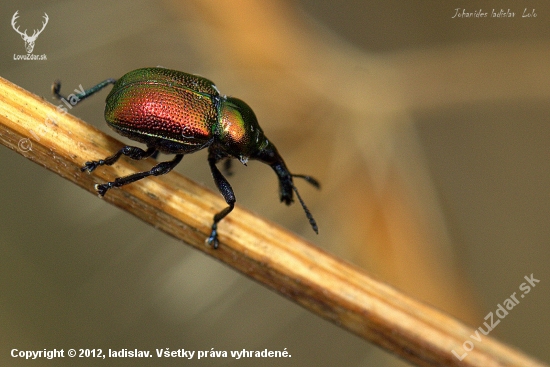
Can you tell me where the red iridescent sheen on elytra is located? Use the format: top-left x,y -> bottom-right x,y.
105,68 -> 218,153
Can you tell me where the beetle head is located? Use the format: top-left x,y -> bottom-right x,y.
252,129 -> 320,234
219,97 -> 319,234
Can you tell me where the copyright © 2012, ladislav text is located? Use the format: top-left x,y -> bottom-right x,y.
11,347 -> 292,360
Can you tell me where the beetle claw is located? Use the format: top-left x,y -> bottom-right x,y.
51,80 -> 62,99
94,183 -> 110,197
206,232 -> 219,249
205,223 -> 220,249
81,160 -> 100,173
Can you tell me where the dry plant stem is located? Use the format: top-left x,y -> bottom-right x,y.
0,77 -> 546,367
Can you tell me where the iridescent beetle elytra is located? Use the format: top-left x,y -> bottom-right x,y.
53,67 -> 319,248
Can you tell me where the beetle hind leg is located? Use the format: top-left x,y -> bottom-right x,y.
82,145 -> 157,173
52,78 -> 116,106
94,154 -> 184,196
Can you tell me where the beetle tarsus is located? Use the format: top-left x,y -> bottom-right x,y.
91,154 -> 184,197
81,160 -> 102,173
206,224 -> 219,249
52,78 -> 117,105
94,183 -> 111,197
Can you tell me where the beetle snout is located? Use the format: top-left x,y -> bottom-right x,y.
252,139 -> 281,165
268,161 -> 294,205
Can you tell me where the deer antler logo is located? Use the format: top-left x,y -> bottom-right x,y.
11,11 -> 49,54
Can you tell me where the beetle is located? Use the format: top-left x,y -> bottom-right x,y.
53,67 -> 319,248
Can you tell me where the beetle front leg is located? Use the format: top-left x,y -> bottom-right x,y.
207,156 -> 236,249
81,145 -> 157,173
94,154 -> 184,196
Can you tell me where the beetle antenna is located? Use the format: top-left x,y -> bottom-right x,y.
290,182 -> 318,234
292,174 -> 320,189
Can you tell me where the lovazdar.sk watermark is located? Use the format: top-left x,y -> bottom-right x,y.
11,10 -> 48,60
452,273 -> 540,361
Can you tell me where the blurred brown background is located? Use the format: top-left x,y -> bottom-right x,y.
1,0 -> 548,366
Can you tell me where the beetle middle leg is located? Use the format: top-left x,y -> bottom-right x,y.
207,153 -> 236,249
94,154 -> 184,196
81,146 -> 157,173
